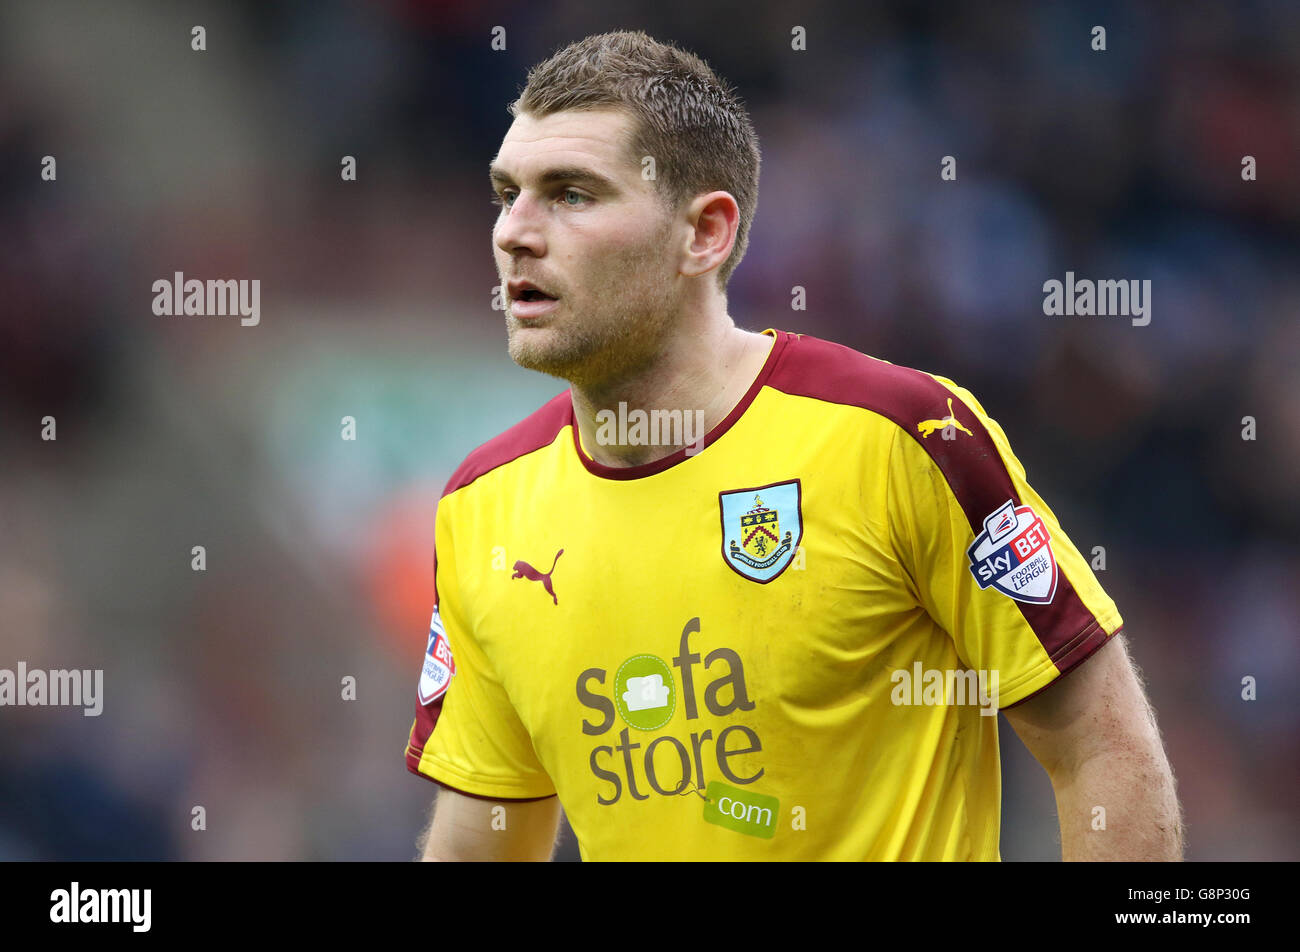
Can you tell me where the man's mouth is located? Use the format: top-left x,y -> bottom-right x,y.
508,280 -> 560,320
508,279 -> 558,301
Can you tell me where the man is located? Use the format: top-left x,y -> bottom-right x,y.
405,30 -> 1183,860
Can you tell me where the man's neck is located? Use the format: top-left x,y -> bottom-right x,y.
570,322 -> 774,468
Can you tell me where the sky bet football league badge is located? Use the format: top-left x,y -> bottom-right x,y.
967,499 -> 1058,604
418,607 -> 455,704
719,480 -> 803,583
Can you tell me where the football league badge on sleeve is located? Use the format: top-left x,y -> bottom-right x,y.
418,607 -> 456,704
967,499 -> 1058,604
719,479 -> 803,583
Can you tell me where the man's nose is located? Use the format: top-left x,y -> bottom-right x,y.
494,192 -> 546,256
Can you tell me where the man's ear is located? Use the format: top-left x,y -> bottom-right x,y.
680,191 -> 739,279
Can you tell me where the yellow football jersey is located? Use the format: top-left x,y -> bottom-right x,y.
405,328 -> 1123,860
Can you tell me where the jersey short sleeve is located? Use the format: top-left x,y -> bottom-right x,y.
886,375 -> 1124,708
404,497 -> 557,800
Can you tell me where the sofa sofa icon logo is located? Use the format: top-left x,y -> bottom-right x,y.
623,674 -> 670,712
613,654 -> 677,731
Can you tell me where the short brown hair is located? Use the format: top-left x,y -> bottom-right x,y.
510,30 -> 760,289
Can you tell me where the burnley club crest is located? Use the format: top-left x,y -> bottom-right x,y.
719,479 -> 803,583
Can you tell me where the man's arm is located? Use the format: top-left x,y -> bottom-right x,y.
1002,633 -> 1184,860
417,787 -> 562,861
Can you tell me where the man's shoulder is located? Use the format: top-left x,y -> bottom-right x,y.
767,329 -> 965,430
441,390 -> 572,499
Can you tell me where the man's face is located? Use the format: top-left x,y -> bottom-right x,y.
490,107 -> 682,389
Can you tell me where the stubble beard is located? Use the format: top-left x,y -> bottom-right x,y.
504,218 -> 680,392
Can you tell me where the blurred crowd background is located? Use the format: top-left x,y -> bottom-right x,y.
1,0 -> 1296,860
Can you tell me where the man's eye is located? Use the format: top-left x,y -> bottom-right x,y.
491,189 -> 587,208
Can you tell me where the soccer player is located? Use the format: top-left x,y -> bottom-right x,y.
405,30 -> 1183,860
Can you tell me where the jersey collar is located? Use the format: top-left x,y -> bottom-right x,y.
569,328 -> 790,481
